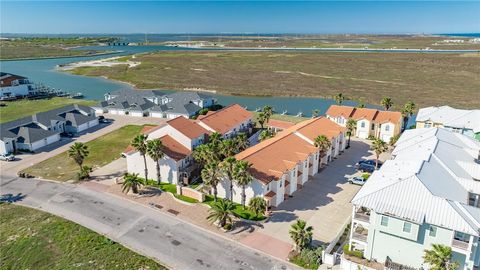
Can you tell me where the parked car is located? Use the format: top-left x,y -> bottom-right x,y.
62,132 -> 74,138
357,163 -> 375,173
348,176 -> 367,185
355,159 -> 382,169
99,116 -> 110,123
0,153 -> 15,161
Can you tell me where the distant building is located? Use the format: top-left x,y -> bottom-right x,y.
0,72 -> 36,99
92,89 -> 216,119
266,119 -> 295,133
197,104 -> 253,138
0,104 -> 98,154
416,105 -> 480,141
349,128 -> 480,269
217,117 -> 346,208
325,105 -> 403,142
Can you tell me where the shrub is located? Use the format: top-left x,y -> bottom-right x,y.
367,135 -> 375,140
198,108 -> 209,115
361,173 -> 371,180
290,247 -> 323,269
223,223 -> 232,231
343,244 -> 364,259
76,165 -> 92,180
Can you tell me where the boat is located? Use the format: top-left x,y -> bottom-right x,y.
254,107 -> 261,112
296,111 -> 304,117
70,92 -> 84,99
281,110 -> 288,115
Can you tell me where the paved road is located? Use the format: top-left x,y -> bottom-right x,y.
0,177 -> 295,270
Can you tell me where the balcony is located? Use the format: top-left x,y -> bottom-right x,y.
452,238 -> 469,251
354,212 -> 370,223
352,232 -> 368,243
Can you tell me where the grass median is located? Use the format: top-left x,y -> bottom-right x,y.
0,203 -> 166,270
21,125 -> 148,181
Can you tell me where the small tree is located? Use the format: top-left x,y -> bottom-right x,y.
371,138 -> 388,169
289,219 -> 313,252
259,130 -> 274,141
334,93 -> 345,105
314,135 -> 331,167
423,244 -> 459,270
346,118 -> 357,148
401,101 -> 416,131
262,105 -> 273,123
201,162 -> 222,202
132,134 -> 149,182
68,142 -> 89,171
235,132 -> 249,152
249,197 -> 267,217
257,112 -> 267,129
122,173 -> 144,194
147,139 -> 164,184
381,97 -> 393,111
233,160 -> 253,208
207,199 -> 235,228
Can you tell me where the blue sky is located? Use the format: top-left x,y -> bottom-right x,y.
1,1 -> 479,34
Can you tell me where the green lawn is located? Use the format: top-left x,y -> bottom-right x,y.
145,180 -> 198,203
0,203 -> 166,270
0,98 -> 98,123
204,195 -> 266,221
21,125 -> 147,181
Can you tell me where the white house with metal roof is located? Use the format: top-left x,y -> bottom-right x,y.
349,128 -> 480,270
416,106 -> 480,141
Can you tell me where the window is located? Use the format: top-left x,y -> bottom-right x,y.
280,180 -> 283,187
468,192 -> 480,207
424,122 -> 432,128
385,125 -> 390,132
267,184 -> 270,191
429,226 -> 437,237
403,222 -> 412,233
381,216 -> 389,226
361,122 -> 366,128
371,123 -> 375,130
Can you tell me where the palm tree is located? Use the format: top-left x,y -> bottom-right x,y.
221,139 -> 237,158
207,199 -> 235,228
334,93 -> 345,105
263,105 -> 273,120
314,135 -> 331,167
423,244 -> 459,270
233,160 -> 253,208
68,142 -> 89,171
259,130 -> 273,141
147,139 -> 164,184
192,144 -> 212,165
289,219 -> 313,252
122,173 -> 144,194
371,138 -> 388,169
249,197 -> 267,217
312,109 -> 320,118
381,97 -> 393,111
401,101 -> 416,131
235,132 -> 249,152
257,112 -> 267,129
209,132 -> 222,146
132,134 -> 149,181
220,156 -> 237,201
201,162 -> 222,202
346,118 -> 357,148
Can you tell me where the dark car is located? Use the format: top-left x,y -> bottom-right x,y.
355,159 -> 382,168
357,163 -> 375,173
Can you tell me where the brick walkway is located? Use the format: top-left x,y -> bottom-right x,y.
239,231 -> 293,260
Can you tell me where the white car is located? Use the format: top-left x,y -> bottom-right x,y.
0,153 -> 15,162
348,176 -> 366,186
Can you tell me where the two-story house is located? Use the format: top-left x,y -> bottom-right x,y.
124,116 -> 210,185
416,106 -> 480,141
349,128 -> 480,270
0,72 -> 36,99
326,105 -> 403,143
197,104 -> 253,138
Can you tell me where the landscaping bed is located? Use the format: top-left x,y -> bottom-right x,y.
0,203 -> 166,270
203,195 -> 266,221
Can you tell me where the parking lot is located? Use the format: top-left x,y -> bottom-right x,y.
244,138 -> 389,256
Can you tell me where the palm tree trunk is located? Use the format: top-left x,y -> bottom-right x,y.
213,186 -> 218,202
347,134 -> 351,148
132,184 -> 138,194
375,154 -> 379,170
156,160 -> 160,185
242,185 -> 246,209
142,154 -> 148,181
229,173 -> 234,201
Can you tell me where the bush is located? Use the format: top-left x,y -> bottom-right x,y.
343,244 -> 364,259
223,223 -> 232,231
76,165 -> 92,180
198,108 -> 209,115
361,173 -> 371,180
367,135 -> 375,140
290,247 -> 323,269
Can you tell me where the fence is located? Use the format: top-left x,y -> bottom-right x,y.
177,186 -> 205,202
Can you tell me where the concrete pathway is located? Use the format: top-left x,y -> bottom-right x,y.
0,177 -> 298,270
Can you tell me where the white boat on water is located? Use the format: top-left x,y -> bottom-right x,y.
281,110 -> 288,115
254,107 -> 261,112
296,111 -> 304,117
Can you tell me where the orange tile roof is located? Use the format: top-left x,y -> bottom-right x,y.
265,191 -> 276,198
141,125 -> 158,134
236,117 -> 345,184
198,104 -> 252,134
326,105 -> 402,124
159,135 -> 191,161
325,105 -> 356,118
167,116 -> 209,139
266,119 -> 295,130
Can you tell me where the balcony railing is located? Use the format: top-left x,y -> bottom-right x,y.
352,232 -> 368,243
354,212 -> 370,223
452,238 -> 469,250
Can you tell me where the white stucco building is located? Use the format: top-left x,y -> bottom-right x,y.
0,72 -> 36,99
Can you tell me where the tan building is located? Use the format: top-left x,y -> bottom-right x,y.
326,105 -> 403,142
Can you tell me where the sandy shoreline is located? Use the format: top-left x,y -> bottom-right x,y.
57,56 -> 141,70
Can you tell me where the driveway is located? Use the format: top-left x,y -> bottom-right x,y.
252,139 -> 381,249
0,177 -> 297,270
0,114 -> 166,178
